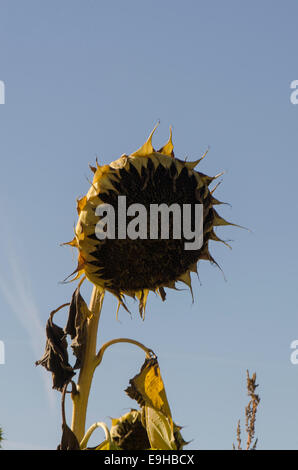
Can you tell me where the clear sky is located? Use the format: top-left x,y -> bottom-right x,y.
0,0 -> 298,450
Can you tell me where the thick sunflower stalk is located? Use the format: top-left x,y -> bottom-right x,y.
37,126 -> 234,449
70,286 -> 104,441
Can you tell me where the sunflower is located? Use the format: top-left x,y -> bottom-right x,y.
66,125 -> 233,317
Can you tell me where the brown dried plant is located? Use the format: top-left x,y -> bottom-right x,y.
233,370 -> 260,450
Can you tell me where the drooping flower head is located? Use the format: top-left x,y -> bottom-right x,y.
67,125 -> 233,317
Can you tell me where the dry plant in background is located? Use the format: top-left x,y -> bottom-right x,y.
233,370 -> 260,450
36,126 -> 239,450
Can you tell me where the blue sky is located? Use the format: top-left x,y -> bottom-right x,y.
0,0 -> 298,450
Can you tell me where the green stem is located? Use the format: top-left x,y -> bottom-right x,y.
71,286 -> 104,442
80,421 -> 110,449
95,338 -> 154,367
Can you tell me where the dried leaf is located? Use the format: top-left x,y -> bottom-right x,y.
57,423 -> 80,450
65,287 -> 91,369
125,358 -> 188,450
125,358 -> 172,421
35,306 -> 75,391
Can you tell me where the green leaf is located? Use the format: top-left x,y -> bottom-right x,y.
95,440 -> 121,450
145,406 -> 176,450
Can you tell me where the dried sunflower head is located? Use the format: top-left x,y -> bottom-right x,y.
67,125 -> 233,317
110,410 -> 150,450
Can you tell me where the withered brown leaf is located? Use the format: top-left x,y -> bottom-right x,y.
57,424 -> 80,450
35,305 -> 75,391
64,287 -> 90,369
